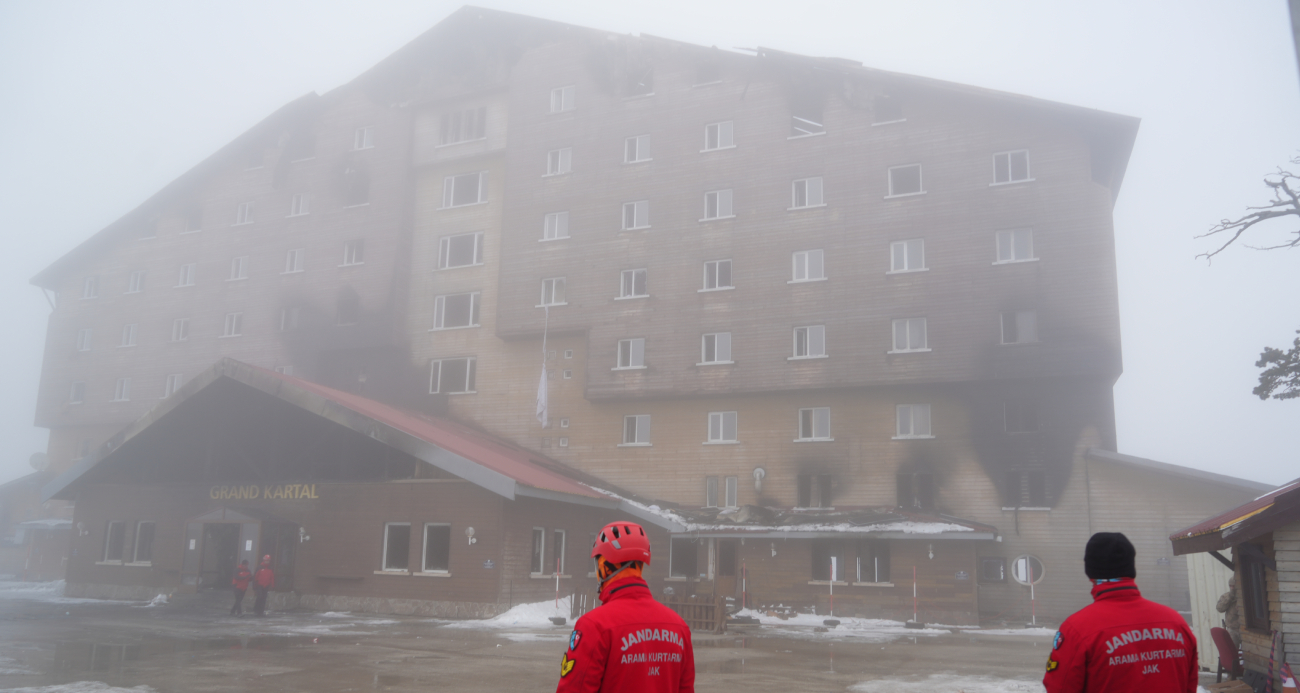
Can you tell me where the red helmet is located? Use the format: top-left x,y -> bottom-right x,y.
591,521 -> 651,565
261,555 -> 272,564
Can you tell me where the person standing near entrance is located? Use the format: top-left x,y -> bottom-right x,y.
556,521 -> 694,693
1044,532 -> 1198,693
230,560 -> 252,616
251,555 -> 275,617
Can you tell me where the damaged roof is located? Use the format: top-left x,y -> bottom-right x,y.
1169,477 -> 1300,555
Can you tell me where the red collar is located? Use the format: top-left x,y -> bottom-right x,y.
599,575 -> 649,603
1090,577 -> 1140,602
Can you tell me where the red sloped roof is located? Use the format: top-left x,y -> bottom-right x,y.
1169,478 -> 1300,542
259,366 -> 604,501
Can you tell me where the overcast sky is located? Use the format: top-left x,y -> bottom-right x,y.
1,1 -> 1296,486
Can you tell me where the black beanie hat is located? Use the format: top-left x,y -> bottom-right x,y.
1084,532 -> 1136,580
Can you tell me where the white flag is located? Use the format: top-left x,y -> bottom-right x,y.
535,365 -> 548,428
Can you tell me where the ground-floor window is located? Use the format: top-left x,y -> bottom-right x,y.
531,528 -> 545,574
1240,545 -> 1270,631
856,540 -> 890,583
670,538 -> 698,579
811,540 -> 844,581
383,523 -> 411,571
551,530 -> 566,574
979,557 -> 1006,583
717,540 -> 737,578
132,522 -> 155,563
423,524 -> 450,573
102,521 -> 125,563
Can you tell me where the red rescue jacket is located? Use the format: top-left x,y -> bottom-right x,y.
1044,578 -> 1198,693
231,565 -> 252,590
556,576 -> 695,693
253,565 -> 274,590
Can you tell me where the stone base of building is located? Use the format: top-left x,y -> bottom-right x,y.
64,582 -> 162,601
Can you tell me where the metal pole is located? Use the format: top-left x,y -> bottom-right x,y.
1029,562 -> 1036,626
829,556 -> 835,617
912,566 -> 918,623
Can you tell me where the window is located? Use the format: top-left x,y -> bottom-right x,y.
704,121 -> 734,150
791,177 -> 824,208
873,94 -> 903,124
229,256 -> 248,281
622,414 -> 651,445
797,474 -> 834,508
235,202 -> 253,225
979,557 -> 1007,583
811,540 -> 843,581
119,324 -> 137,348
1241,546 -> 1270,631
616,338 -> 645,369
112,377 -> 131,402
701,333 -> 732,364
624,135 -> 650,163
705,478 -> 718,508
562,370 -> 572,380
169,319 -> 188,342
101,521 -> 126,563
336,295 -> 360,326
792,250 -> 826,281
354,126 -> 374,150
545,148 -> 572,176
724,476 -> 738,508
279,307 -> 300,331
996,229 -> 1035,263
551,530 -> 566,575
440,107 -> 486,145
564,350 -> 573,359
132,522 -> 154,563
429,357 -> 477,394
422,524 -> 450,573
1004,470 -> 1047,507
82,277 -> 98,299
619,269 -> 647,298
69,381 -> 85,404
1004,400 -> 1038,433
622,200 -> 649,230
669,538 -> 697,578
540,278 -> 566,306
1011,555 -> 1045,586
342,240 -> 364,266
897,472 -> 934,509
439,232 -> 484,268
1001,310 -> 1038,344
703,190 -> 733,220
283,249 -> 304,273
549,86 -> 575,113
382,523 -> 411,571
222,312 -> 243,338
891,318 -> 928,352
890,239 -> 925,272
433,293 -> 480,329
858,541 -> 891,583
442,172 -> 488,208
626,65 -> 654,96
76,329 -> 92,352
531,528 -> 545,573
702,260 -> 732,291
289,193 -> 309,217
127,271 -> 145,294
797,407 -> 831,441
177,264 -> 195,287
542,212 -> 569,241
895,404 -> 932,438
993,150 -> 1031,184
273,366 -> 293,376
163,374 -> 182,399
707,411 -> 737,443
791,102 -> 825,137
888,164 -> 923,197
792,325 -> 826,358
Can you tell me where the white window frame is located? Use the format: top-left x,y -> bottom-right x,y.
541,212 -> 570,241
421,523 -> 451,574
131,521 -> 155,565
995,229 -> 1036,264
439,232 -> 484,268
381,522 -> 411,572
890,318 -> 930,353
701,259 -> 733,292
796,407 -> 831,442
429,357 -> 477,395
229,256 -> 248,281
992,150 -> 1032,185
171,319 -> 189,342
539,277 -> 566,307
126,270 -> 145,294
441,172 -> 488,209
615,338 -> 645,370
432,292 -> 481,330
221,312 -> 243,338
112,377 -> 131,402
621,200 -> 650,230
699,332 -> 732,365
283,249 -> 305,274
790,177 -> 825,209
791,249 -> 826,283
342,240 -> 364,266
289,193 -> 309,217
1001,310 -> 1039,345
894,404 -> 934,439
438,107 -> 487,146
354,126 -> 374,151
551,529 -> 566,575
705,477 -> 718,508
176,264 -> 196,287
279,307 -> 300,331
545,147 -> 572,176
620,414 -> 651,446
550,85 -> 575,114
101,521 -> 126,563
76,329 -> 92,352
70,381 -> 86,404
889,239 -> 927,273
703,121 -> 735,152
618,268 -> 648,299
531,528 -> 546,574
81,276 -> 98,299
702,189 -> 734,221
163,373 -> 182,399
706,411 -> 738,444
724,476 -> 738,508
235,201 -> 253,226
791,325 -> 827,359
119,324 -> 137,348
887,164 -> 925,198
624,134 -> 650,163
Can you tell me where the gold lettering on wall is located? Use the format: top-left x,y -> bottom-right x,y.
208,484 -> 318,500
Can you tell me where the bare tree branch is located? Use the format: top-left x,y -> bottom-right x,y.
1196,155 -> 1300,260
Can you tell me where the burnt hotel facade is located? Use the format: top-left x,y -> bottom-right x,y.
29,8 -> 1269,622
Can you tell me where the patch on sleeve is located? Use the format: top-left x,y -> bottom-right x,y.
569,629 -> 582,652
1046,657 -> 1059,673
1053,631 -> 1063,650
560,653 -> 576,678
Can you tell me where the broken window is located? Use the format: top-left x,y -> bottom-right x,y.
433,292 -> 480,329
796,474 -> 834,507
429,357 -> 476,394
811,540 -> 843,581
133,522 -> 154,563
422,524 -> 450,573
669,538 -> 697,578
873,94 -> 903,124
439,232 -> 483,268
382,523 -> 410,571
286,131 -> 315,161
897,472 -> 934,510
442,172 -> 487,208
858,541 -> 891,583
705,477 -> 718,508
1001,310 -> 1039,344
440,107 -> 486,145
979,557 -> 1006,583
790,96 -> 825,137
101,521 -> 125,562
626,65 -> 654,96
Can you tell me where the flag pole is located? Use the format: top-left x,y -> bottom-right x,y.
536,306 -> 550,429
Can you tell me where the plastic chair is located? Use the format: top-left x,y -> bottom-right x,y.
1211,626 -> 1243,682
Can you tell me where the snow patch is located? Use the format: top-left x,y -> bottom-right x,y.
851,674 -> 1044,692
732,609 -> 950,641
442,597 -> 571,629
144,594 -> 168,607
970,627 -> 1056,636
0,580 -> 104,604
0,683 -> 157,693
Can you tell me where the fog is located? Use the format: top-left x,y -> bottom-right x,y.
0,0 -> 1297,486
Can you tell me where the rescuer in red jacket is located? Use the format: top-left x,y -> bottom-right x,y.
230,559 -> 252,616
251,554 -> 275,617
1044,532 -> 1198,693
556,521 -> 695,693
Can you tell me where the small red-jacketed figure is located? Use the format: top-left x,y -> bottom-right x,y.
556,521 -> 695,693
1044,532 -> 1198,693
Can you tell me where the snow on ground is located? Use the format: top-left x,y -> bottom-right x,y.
0,656 -> 39,675
851,675 -> 1045,692
441,597 -> 571,630
969,627 -> 1057,636
732,609 -> 950,641
0,580 -> 106,604
0,683 -> 156,693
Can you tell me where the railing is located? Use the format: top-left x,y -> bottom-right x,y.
663,594 -> 727,634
